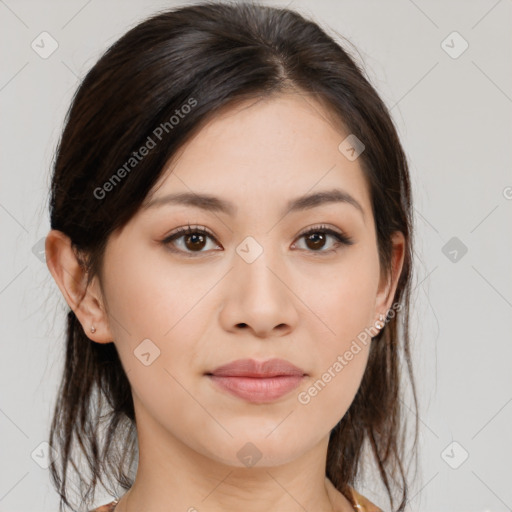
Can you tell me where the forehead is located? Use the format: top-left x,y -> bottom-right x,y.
144,92 -> 371,219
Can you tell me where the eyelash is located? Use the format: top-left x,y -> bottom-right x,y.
161,223 -> 354,258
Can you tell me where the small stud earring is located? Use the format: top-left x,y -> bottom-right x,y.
90,325 -> 96,333
376,314 -> 386,329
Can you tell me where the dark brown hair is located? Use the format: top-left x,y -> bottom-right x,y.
47,2 -> 418,510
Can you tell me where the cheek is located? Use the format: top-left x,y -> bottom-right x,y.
297,344 -> 370,439
102,250 -> 208,428
101,244 -> 206,383
103,241 -> 205,339
293,249 -> 377,422
297,275 -> 374,429
300,245 -> 379,347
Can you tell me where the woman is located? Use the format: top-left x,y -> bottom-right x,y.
44,2 -> 418,511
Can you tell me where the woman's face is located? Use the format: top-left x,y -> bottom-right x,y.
91,92 -> 403,468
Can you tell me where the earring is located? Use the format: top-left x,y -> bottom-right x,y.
376,313 -> 385,329
90,325 -> 96,333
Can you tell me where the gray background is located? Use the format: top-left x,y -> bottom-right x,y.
1,0 -> 511,511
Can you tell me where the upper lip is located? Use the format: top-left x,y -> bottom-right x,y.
207,358 -> 307,378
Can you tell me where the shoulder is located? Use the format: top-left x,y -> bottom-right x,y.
347,485 -> 383,512
89,500 -> 118,512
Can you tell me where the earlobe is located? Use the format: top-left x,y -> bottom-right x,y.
45,230 -> 113,344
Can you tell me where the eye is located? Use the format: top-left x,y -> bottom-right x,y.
161,224 -> 220,256
292,224 -> 354,255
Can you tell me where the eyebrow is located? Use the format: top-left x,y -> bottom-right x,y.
143,188 -> 365,220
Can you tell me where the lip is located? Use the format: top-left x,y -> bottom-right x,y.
208,358 -> 306,378
206,358 -> 307,403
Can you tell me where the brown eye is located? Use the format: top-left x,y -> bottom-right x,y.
162,225 -> 221,256
294,225 -> 354,254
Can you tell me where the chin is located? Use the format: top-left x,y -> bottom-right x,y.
192,428 -> 315,469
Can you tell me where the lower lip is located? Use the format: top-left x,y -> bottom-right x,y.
208,374 -> 304,403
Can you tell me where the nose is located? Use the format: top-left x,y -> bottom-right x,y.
218,245 -> 299,338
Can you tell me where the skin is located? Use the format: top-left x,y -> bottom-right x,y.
46,91 -> 404,512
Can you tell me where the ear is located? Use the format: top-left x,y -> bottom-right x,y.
374,231 -> 406,322
45,229 -> 113,344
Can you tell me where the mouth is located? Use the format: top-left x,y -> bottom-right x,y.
205,358 -> 307,403
206,374 -> 305,403
207,357 -> 307,378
